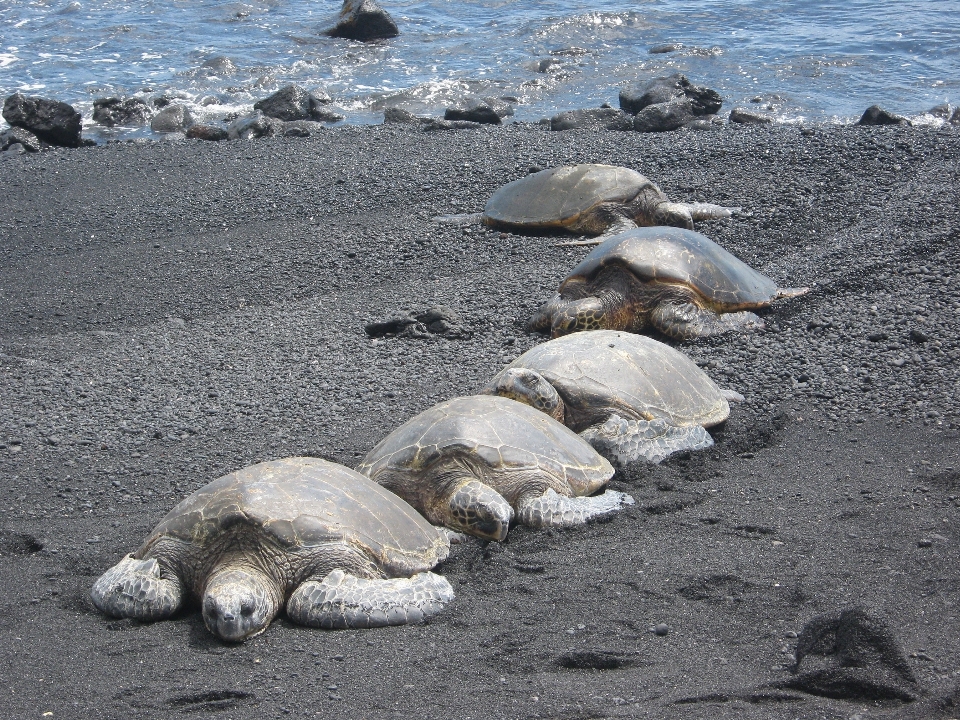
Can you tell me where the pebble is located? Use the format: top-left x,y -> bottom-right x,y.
653,623 -> 669,636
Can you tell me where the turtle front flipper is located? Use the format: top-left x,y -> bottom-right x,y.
91,554 -> 184,620
580,415 -> 714,465
516,487 -> 634,528
556,215 -> 639,247
287,569 -> 454,629
650,302 -> 764,340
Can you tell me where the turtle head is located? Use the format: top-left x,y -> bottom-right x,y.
447,479 -> 514,542
203,567 -> 281,642
652,202 -> 695,230
487,368 -> 565,423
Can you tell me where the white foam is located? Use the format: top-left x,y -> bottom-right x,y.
0,53 -> 18,69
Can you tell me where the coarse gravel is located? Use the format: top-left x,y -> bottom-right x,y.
0,121 -> 958,719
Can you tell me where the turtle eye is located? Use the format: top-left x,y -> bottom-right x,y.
240,602 -> 254,618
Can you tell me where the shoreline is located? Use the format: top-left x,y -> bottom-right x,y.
1,121 -> 959,719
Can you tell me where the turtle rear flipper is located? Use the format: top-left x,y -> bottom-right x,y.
516,487 -> 634,528
287,569 -> 454,629
581,415 -> 714,465
91,555 -> 184,620
651,302 -> 764,340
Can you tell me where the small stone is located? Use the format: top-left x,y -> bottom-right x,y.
653,623 -> 669,636
917,539 -> 933,548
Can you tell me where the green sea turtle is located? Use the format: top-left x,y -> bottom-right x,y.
91,457 -> 453,641
480,164 -> 737,242
356,395 -> 633,542
529,226 -> 809,340
484,330 -> 741,464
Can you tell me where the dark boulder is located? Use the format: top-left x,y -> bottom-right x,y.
383,107 -> 421,125
633,98 -> 701,132
422,118 -> 482,131
729,107 -> 774,125
253,84 -> 339,122
951,107 -> 960,125
185,124 -> 229,141
325,0 -> 399,41
0,126 -> 41,152
2,93 -> 83,148
150,104 -> 195,133
858,105 -> 911,126
444,98 -> 507,125
925,103 -> 952,119
198,56 -> 237,77
226,112 -> 284,140
551,107 -> 633,131
92,97 -> 154,127
620,73 -> 721,116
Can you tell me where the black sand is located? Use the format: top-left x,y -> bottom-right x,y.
1,122 -> 959,719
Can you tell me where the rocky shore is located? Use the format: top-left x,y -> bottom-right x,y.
1,121 -> 959,718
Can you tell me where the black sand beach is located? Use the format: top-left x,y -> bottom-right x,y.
1,122 -> 959,719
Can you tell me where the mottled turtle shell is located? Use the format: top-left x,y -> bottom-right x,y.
482,164 -> 653,230
563,227 -> 783,308
487,330 -> 729,431
357,395 -> 613,497
136,457 -> 449,576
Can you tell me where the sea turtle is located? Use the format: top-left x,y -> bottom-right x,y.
528,226 -> 809,340
484,330 -> 742,464
356,395 -> 633,542
480,164 -> 737,242
91,457 -> 454,641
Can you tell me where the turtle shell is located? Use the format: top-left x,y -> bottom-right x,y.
563,226 -> 783,308
487,330 -> 729,431
482,164 -> 652,230
357,395 -> 613,498
137,457 -> 448,576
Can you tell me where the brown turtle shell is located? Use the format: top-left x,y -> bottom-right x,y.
136,457 -> 449,577
561,226 -> 784,308
482,164 -> 654,230
356,395 -> 613,498
486,330 -> 729,431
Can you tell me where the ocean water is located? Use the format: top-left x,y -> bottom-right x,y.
1,0 -> 958,141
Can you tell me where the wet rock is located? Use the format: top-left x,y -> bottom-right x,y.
226,112 -> 284,140
185,124 -> 229,141
422,118 -> 482,131
858,105 -> 911,126
950,107 -> 960,125
92,97 -> 154,127
2,92 -> 83,148
253,84 -> 337,122
776,606 -> 920,702
444,98 -> 507,125
150,104 -> 195,133
633,98 -> 699,133
325,0 -> 399,41
649,43 -> 683,54
199,56 -> 237,76
729,107 -> 774,125
0,126 -> 41,152
383,107 -> 420,125
619,73 -> 721,116
551,107 -> 633,131
925,103 -> 953,119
